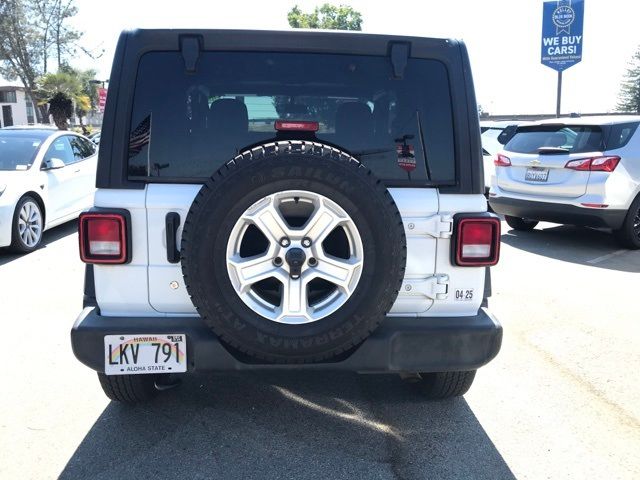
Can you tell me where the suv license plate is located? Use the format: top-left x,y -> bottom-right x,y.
525,168 -> 549,182
104,334 -> 187,375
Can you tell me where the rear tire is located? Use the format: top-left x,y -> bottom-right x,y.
9,196 -> 44,253
97,373 -> 159,404
418,370 -> 476,399
505,215 -> 538,231
613,196 -> 640,249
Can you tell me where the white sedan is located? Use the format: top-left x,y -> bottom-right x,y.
0,127 -> 97,253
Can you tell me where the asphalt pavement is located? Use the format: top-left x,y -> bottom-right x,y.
0,220 -> 639,479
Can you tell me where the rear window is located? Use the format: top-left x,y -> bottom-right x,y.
603,122 -> 639,150
505,122 -> 639,155
505,125 -> 604,154
127,51 -> 456,183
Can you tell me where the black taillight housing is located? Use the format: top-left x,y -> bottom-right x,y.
79,210 -> 131,264
451,213 -> 501,266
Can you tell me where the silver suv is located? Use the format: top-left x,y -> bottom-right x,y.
489,116 -> 640,248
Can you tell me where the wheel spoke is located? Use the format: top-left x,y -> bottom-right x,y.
310,253 -> 362,292
20,207 -> 28,222
279,276 -> 307,318
243,197 -> 292,244
228,254 -> 280,293
303,201 -> 345,244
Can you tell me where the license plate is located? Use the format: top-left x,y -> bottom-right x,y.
104,334 -> 187,375
525,168 -> 549,182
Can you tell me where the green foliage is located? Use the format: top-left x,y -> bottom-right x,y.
37,67 -> 96,129
37,71 -> 82,99
287,3 -> 363,31
617,46 -> 640,113
0,0 -> 84,123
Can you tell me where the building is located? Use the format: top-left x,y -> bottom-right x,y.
0,86 -> 35,127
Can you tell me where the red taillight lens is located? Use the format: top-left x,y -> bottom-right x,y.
455,217 -> 501,266
590,156 -> 620,172
565,158 -> 591,171
565,156 -> 620,172
494,154 -> 511,167
274,120 -> 319,132
79,213 -> 128,264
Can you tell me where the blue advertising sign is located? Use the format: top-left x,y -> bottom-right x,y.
541,0 -> 584,72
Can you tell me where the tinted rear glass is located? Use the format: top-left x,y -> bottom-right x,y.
603,122 -> 639,150
127,52 -> 455,183
505,125 -> 604,154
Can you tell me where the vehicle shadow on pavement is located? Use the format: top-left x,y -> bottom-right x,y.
60,372 -> 515,480
0,220 -> 77,266
501,224 -> 640,272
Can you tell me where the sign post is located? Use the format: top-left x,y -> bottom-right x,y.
98,87 -> 108,113
541,0 -> 584,117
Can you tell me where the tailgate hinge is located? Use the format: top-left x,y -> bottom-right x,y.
404,214 -> 453,239
400,274 -> 449,300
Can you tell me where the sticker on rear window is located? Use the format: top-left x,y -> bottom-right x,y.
396,136 -> 416,173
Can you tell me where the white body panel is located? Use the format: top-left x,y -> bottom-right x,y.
93,189 -> 154,316
94,185 -> 489,319
0,131 -> 97,247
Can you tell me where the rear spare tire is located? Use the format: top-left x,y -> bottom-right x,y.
181,141 -> 406,363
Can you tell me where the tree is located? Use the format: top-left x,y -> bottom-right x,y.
0,0 -> 85,122
617,46 -> 640,113
37,69 -> 84,129
47,91 -> 73,129
287,4 -> 363,31
0,0 -> 46,121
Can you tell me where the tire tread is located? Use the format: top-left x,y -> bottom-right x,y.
419,370 -> 476,399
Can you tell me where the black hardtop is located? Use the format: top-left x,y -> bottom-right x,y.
122,28 -> 458,56
97,28 -> 483,194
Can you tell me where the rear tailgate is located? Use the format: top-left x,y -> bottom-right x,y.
498,124 -> 604,198
498,151 -> 597,198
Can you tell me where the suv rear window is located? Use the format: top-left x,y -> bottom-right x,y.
505,125 -> 604,154
505,122 -> 639,155
127,51 -> 455,183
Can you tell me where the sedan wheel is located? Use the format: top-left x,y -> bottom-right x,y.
10,197 -> 44,253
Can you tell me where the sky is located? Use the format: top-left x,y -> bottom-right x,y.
61,0 -> 640,115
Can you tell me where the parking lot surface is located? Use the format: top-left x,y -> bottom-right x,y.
0,220 -> 639,479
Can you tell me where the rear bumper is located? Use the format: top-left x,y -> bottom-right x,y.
71,307 -> 502,373
489,196 -> 627,229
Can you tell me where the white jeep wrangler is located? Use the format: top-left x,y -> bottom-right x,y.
71,29 -> 502,404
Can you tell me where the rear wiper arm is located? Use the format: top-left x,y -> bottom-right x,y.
537,147 -> 570,154
351,147 -> 395,157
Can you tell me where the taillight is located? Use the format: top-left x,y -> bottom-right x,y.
564,158 -> 591,171
494,154 -> 511,166
590,156 -> 620,172
453,215 -> 501,266
565,156 -> 620,172
274,120 -> 319,132
79,212 -> 129,264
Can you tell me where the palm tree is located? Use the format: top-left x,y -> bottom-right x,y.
37,71 -> 90,129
